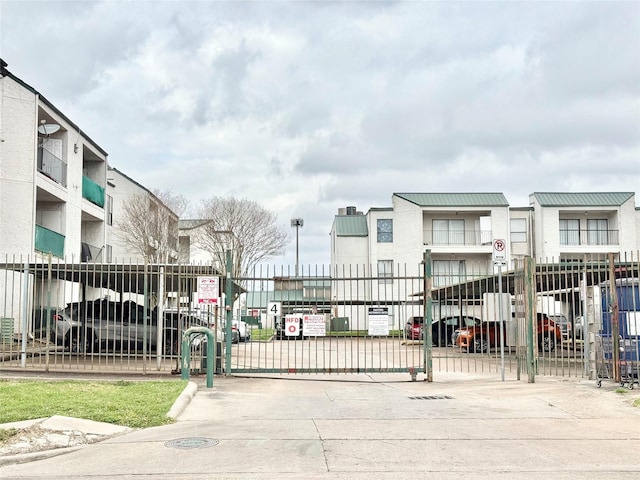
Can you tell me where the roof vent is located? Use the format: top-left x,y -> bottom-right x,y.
346,206 -> 356,215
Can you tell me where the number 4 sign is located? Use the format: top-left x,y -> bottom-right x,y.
268,302 -> 281,316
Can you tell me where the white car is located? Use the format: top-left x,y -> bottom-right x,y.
234,319 -> 251,342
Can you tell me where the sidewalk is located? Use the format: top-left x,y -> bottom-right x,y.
2,372 -> 640,479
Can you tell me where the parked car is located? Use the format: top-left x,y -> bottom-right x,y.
235,319 -> 251,342
52,300 -> 208,354
548,314 -> 572,342
455,313 -> 562,353
216,319 -> 240,344
431,315 -> 482,347
404,316 -> 424,340
574,316 -> 585,340
164,312 -> 213,355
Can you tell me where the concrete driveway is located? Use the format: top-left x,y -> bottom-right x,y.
2,372 -> 640,479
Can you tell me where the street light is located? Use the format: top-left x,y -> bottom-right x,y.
291,218 -> 304,276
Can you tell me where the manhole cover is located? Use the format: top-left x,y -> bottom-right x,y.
165,437 -> 219,449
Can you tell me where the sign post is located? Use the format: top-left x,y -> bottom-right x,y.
492,239 -> 507,382
197,276 -> 220,305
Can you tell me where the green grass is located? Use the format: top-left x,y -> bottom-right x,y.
249,328 -> 275,341
249,328 -> 405,341
0,379 -> 188,428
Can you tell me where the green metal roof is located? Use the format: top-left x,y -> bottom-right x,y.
394,193 -> 509,207
531,192 -> 634,207
334,215 -> 368,237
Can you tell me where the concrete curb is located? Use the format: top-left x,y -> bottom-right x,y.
166,381 -> 198,420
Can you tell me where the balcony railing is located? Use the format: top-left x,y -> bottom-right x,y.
424,230 -> 493,246
559,229 -> 619,246
37,146 -> 67,187
81,242 -> 104,262
35,225 -> 65,258
82,176 -> 105,208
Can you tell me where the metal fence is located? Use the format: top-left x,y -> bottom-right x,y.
1,252 -> 638,383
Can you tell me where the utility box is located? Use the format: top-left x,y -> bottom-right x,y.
330,317 -> 349,332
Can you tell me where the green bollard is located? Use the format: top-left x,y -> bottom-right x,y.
180,326 -> 215,388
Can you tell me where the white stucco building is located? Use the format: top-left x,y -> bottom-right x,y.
0,59 -> 108,262
331,192 -> 639,280
106,167 -> 179,264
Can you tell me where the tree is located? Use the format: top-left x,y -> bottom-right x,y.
153,189 -> 191,218
115,191 -> 179,263
196,197 -> 290,279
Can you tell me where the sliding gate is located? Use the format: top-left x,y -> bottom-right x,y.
227,263 -> 428,378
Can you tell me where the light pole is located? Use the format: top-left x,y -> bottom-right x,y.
291,218 -> 304,276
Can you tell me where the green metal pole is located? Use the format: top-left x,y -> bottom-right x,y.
424,250 -> 433,382
224,249 -> 233,376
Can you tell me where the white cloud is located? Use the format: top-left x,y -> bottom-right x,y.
1,0 -> 638,267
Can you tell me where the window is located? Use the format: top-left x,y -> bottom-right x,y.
559,219 -> 580,245
432,219 -> 465,245
377,260 -> 393,284
433,260 -> 466,287
510,218 -> 527,243
587,219 -> 608,245
106,195 -> 113,226
377,219 -> 393,243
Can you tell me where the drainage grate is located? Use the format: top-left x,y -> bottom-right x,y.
165,437 -> 220,449
408,395 -> 453,400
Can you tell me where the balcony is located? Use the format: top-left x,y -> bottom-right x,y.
424,230 -> 493,246
81,242 -> 104,262
35,225 -> 65,258
37,146 -> 67,187
82,176 -> 105,208
560,229 -> 619,246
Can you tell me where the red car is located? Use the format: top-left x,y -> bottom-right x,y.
455,313 -> 562,353
404,316 -> 423,340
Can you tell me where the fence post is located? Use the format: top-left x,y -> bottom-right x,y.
608,252 -> 620,383
224,249 -> 233,376
423,249 -> 433,382
525,256 -> 536,383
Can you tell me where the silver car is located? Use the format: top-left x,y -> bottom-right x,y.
52,300 -> 206,354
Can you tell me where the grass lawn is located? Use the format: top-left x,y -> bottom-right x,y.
0,378 -> 188,429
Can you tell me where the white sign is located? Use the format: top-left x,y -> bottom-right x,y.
268,302 -> 281,317
368,306 -> 389,336
197,276 -> 220,304
303,314 -> 326,336
284,314 -> 301,336
492,238 -> 507,267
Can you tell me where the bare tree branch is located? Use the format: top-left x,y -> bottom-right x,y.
153,189 -> 191,218
115,192 -> 179,263
195,197 -> 290,280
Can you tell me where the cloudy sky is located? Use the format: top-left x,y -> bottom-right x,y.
2,0 -> 639,268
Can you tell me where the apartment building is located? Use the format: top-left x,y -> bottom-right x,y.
0,59 -> 108,261
331,193 -> 512,286
331,192 -> 639,279
106,167 -> 178,263
529,192 -> 638,261
329,192 -> 639,328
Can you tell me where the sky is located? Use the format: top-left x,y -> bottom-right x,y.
1,0 -> 639,269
